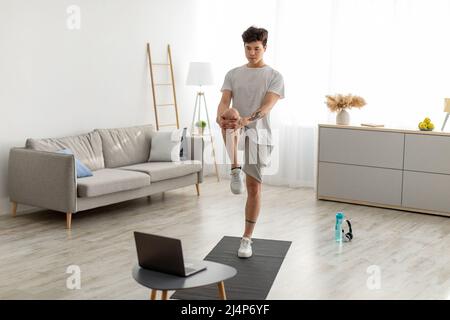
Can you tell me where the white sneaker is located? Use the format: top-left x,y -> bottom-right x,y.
238,237 -> 253,258
230,167 -> 245,194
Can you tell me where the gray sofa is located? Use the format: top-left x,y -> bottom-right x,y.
8,124 -> 203,229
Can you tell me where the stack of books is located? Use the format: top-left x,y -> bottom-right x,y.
360,123 -> 384,127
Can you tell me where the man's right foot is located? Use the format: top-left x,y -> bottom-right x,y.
230,167 -> 244,194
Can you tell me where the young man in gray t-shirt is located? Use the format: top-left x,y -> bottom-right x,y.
216,26 -> 285,258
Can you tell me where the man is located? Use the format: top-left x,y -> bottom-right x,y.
216,26 -> 285,258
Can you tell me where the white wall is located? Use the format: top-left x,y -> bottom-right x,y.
0,0 -> 204,215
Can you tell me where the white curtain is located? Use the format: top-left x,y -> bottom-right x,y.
198,0 -> 450,188
264,0 -> 333,187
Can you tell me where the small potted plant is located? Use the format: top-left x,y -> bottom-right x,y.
325,94 -> 366,125
195,120 -> 207,135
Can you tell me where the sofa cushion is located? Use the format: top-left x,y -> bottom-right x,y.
148,130 -> 182,162
119,160 -> 202,182
95,124 -> 155,168
77,169 -> 150,198
26,131 -> 104,171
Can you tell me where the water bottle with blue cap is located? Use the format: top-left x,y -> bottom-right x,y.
335,212 -> 344,242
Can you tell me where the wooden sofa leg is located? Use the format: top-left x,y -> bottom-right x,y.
11,201 -> 17,217
195,183 -> 200,196
66,212 -> 72,230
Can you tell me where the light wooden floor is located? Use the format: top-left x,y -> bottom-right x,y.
1,176 -> 449,300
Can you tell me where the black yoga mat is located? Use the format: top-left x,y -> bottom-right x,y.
171,236 -> 291,300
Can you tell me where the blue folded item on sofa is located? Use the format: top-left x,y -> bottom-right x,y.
57,148 -> 93,178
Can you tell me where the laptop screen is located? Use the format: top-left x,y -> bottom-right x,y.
134,232 -> 186,276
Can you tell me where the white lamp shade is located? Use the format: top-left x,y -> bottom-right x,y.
186,62 -> 214,86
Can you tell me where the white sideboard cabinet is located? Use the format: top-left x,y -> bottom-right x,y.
317,124 -> 450,217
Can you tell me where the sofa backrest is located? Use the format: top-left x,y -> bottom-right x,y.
25,131 -> 105,171
95,124 -> 155,168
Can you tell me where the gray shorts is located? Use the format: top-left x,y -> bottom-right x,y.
242,136 -> 274,183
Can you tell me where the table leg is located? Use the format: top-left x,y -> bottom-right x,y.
150,289 -> 157,300
161,290 -> 168,300
217,281 -> 227,300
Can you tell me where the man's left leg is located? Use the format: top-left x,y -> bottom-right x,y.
243,174 -> 261,238
237,174 -> 261,258
238,136 -> 264,258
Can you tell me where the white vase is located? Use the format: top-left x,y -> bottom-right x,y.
336,109 -> 350,125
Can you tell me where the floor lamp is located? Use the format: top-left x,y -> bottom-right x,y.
442,98 -> 450,131
186,62 -> 220,181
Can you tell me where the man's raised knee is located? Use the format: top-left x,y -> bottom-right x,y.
222,107 -> 240,120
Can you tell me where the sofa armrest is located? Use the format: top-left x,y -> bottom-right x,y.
8,148 -> 77,213
187,136 -> 204,183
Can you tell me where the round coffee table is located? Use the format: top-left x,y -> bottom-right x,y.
132,261 -> 237,300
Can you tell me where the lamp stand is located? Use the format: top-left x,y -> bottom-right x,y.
190,90 -> 220,182
442,113 -> 450,131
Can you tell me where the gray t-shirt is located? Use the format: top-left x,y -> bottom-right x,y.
221,64 -> 285,146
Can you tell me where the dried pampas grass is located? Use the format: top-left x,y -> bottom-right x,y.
325,94 -> 366,112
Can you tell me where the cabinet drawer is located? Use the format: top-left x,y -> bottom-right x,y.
317,162 -> 403,206
319,127 -> 404,169
402,171 -> 450,213
404,134 -> 450,174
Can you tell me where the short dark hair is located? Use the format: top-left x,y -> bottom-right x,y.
242,26 -> 268,47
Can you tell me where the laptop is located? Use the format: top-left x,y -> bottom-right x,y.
134,231 -> 207,277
